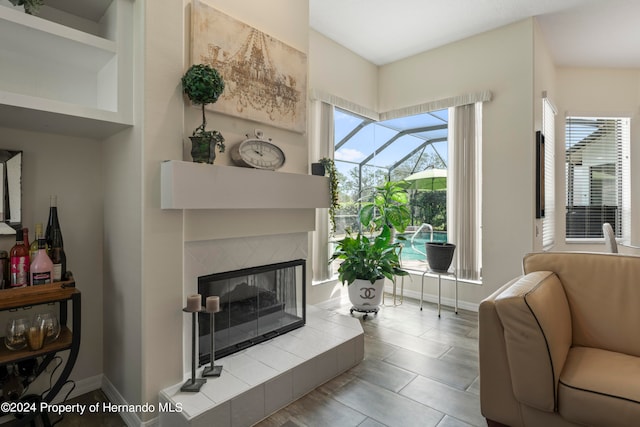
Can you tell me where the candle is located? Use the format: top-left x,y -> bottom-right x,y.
186,294 -> 202,312
206,296 -> 220,313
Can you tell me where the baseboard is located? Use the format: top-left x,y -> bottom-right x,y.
101,375 -> 159,427
50,374 -> 103,404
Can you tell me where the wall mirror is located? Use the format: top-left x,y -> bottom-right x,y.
0,150 -> 22,234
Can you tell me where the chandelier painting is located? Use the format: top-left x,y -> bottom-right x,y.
191,1 -> 307,133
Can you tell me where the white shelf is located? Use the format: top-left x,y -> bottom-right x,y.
0,0 -> 132,138
0,91 -> 131,138
0,5 -> 116,54
161,161 -> 331,210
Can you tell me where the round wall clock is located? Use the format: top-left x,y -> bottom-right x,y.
230,132 -> 286,170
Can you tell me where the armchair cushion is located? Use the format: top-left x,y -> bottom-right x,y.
559,347 -> 640,427
494,271 -> 572,412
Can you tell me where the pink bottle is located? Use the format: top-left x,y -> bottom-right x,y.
30,239 -> 53,285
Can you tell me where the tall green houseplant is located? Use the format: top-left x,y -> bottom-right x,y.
330,224 -> 407,286
182,64 -> 226,164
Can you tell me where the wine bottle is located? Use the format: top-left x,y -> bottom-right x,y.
0,250 -> 8,289
22,227 -> 30,258
10,229 -> 29,287
45,195 -> 63,251
50,229 -> 66,282
29,223 -> 47,262
30,239 -> 53,285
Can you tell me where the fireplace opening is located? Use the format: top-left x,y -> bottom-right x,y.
198,259 -> 306,364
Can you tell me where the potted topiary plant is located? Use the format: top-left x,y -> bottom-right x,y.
330,224 -> 407,316
8,0 -> 44,15
181,64 -> 226,164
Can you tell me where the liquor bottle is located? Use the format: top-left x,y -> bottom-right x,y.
50,229 -> 66,282
45,195 -> 63,251
22,227 -> 30,257
0,251 -> 8,289
30,239 -> 53,285
29,223 -> 47,262
10,229 -> 29,287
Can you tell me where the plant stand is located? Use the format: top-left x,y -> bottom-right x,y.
349,306 -> 379,319
420,269 -> 458,317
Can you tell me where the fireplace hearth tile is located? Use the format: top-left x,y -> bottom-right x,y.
159,307 -> 364,426
200,371 -> 248,404
220,353 -> 279,387
264,372 -> 294,416
245,342 -> 305,372
231,385 -> 265,426
161,384 -> 215,419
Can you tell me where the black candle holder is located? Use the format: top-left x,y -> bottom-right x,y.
202,309 -> 222,377
181,308 -> 206,392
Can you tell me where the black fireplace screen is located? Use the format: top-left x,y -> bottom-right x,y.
198,259 -> 305,364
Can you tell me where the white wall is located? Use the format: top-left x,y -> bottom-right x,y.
0,127 -> 104,385
103,0 -> 313,420
309,30 -> 379,112
379,20 -> 536,302
308,19 -> 539,304
102,0 -> 145,414
533,19 -> 558,252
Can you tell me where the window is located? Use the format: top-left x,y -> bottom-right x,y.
565,116 -> 630,240
331,106 -> 482,281
309,91 -> 489,283
333,108 -> 449,238
542,97 -> 556,248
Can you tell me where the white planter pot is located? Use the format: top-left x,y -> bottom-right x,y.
348,278 -> 385,312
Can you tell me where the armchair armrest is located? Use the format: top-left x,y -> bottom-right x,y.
494,271 -> 572,412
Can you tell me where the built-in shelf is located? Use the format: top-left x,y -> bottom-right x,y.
0,0 -> 133,138
161,161 -> 331,210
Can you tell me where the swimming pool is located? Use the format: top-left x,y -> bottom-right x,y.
397,231 -> 448,261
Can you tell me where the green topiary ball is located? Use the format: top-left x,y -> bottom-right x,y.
181,64 -> 225,106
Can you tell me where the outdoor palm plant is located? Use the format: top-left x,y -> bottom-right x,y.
359,180 -> 412,234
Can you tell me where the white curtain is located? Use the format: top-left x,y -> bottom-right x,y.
310,99 -> 334,282
448,103 -> 482,281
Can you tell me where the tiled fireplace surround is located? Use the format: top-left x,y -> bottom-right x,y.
158,233 -> 365,427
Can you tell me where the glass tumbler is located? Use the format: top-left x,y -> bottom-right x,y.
33,312 -> 60,344
5,317 -> 29,351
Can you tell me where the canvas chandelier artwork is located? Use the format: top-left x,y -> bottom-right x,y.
191,1 -> 307,133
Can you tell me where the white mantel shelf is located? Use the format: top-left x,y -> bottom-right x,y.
161,160 -> 330,210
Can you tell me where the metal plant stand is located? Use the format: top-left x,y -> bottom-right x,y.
420,269 -> 458,317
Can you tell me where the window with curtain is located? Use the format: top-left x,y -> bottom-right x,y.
330,104 -> 482,281
309,90 -> 489,282
542,97 -> 556,248
565,116 -> 630,240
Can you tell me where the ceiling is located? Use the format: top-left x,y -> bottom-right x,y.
309,0 -> 640,68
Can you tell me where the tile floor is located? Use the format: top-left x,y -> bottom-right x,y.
32,293 -> 481,427
257,294 -> 482,427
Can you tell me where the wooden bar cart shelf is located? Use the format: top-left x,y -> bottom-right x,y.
0,280 -> 81,426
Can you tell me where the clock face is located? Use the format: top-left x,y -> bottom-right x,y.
234,139 -> 286,170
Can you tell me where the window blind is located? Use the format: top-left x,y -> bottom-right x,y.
565,116 -> 630,239
542,98 -> 556,248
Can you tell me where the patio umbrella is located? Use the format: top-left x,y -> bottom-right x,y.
404,169 -> 447,191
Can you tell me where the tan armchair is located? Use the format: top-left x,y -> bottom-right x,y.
479,252 -> 640,427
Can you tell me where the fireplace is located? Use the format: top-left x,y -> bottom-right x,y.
197,259 -> 305,364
